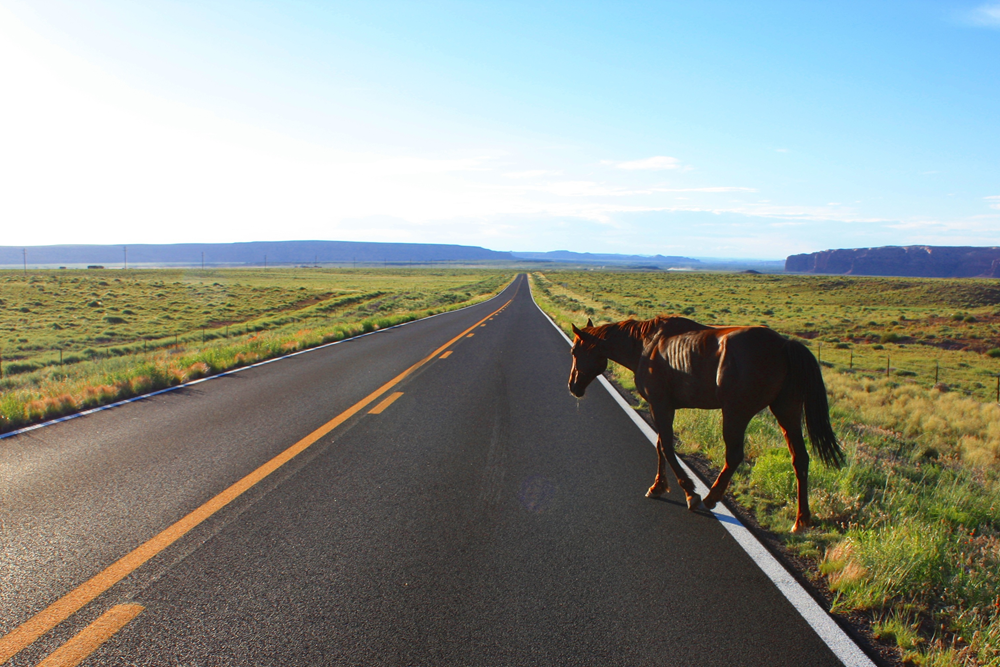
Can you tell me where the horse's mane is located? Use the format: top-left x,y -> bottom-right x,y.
587,315 -> 706,343
580,315 -> 709,360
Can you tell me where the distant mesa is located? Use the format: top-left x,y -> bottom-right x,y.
0,240 -> 514,267
2,243 -> 707,269
785,246 -> 1000,278
512,250 -> 701,266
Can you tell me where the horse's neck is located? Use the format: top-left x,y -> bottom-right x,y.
602,325 -> 645,372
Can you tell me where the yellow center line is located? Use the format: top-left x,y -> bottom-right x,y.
466,333 -> 475,338
35,604 -> 144,667
368,391 -> 403,414
439,351 -> 453,359
0,298 -> 510,665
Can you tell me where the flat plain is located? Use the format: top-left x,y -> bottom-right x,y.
0,268 -> 512,433
5,266 -> 999,665
531,270 -> 1000,667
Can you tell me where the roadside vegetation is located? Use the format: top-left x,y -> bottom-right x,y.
531,270 -> 1000,667
0,268 -> 512,434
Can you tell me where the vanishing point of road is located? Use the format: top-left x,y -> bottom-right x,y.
1,275 -> 854,666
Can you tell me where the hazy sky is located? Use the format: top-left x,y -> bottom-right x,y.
1,1 -> 998,258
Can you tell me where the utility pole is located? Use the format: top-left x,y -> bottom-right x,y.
22,248 -> 26,276
123,246 -> 127,270
264,255 -> 267,269
202,252 -> 205,270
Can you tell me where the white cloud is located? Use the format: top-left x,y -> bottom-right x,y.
612,156 -> 683,170
965,3 -> 1000,26
986,195 -> 1000,209
653,186 -> 757,193
503,170 -> 560,179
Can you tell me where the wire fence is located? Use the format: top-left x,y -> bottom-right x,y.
811,342 -> 1000,402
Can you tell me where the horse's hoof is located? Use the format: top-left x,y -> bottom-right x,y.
646,485 -> 666,498
792,518 -> 812,534
701,496 -> 717,511
686,493 -> 702,511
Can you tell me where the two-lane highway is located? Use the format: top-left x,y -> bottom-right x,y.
2,275 -> 851,665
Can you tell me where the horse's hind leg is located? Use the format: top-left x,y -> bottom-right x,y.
647,401 -> 701,510
702,410 -> 753,511
770,394 -> 811,533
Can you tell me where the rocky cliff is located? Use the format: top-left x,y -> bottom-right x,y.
785,246 -> 1000,278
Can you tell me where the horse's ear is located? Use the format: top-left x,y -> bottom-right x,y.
572,323 -> 600,346
586,317 -> 594,328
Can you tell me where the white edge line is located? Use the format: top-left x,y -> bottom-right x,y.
527,276 -> 875,667
0,279 -> 516,441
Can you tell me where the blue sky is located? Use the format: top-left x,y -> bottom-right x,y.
1,1 -> 998,258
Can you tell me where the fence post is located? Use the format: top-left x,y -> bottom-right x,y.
886,355 -> 890,378
849,350 -> 853,369
935,360 -> 939,384
818,343 -> 822,364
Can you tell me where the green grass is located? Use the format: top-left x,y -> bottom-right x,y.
0,268 -> 513,433
531,270 -> 1000,667
532,269 -> 1000,401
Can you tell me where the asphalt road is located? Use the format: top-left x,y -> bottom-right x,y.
1,274 -> 846,666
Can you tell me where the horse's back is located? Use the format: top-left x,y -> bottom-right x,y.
648,329 -> 726,408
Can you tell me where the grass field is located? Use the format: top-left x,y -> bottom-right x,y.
0,268 -> 513,434
531,270 -> 1000,667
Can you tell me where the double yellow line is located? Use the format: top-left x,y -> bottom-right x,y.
0,298 -> 511,665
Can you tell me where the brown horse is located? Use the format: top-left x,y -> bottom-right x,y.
568,316 -> 842,533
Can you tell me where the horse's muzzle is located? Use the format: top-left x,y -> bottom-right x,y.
568,382 -> 586,398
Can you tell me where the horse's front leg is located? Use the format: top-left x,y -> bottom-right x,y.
645,429 -> 670,499
646,402 -> 701,510
636,380 -> 669,499
643,395 -> 671,497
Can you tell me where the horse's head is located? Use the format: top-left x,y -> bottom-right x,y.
568,318 -> 608,397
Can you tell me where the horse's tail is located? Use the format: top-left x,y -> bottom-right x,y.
785,340 -> 844,467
